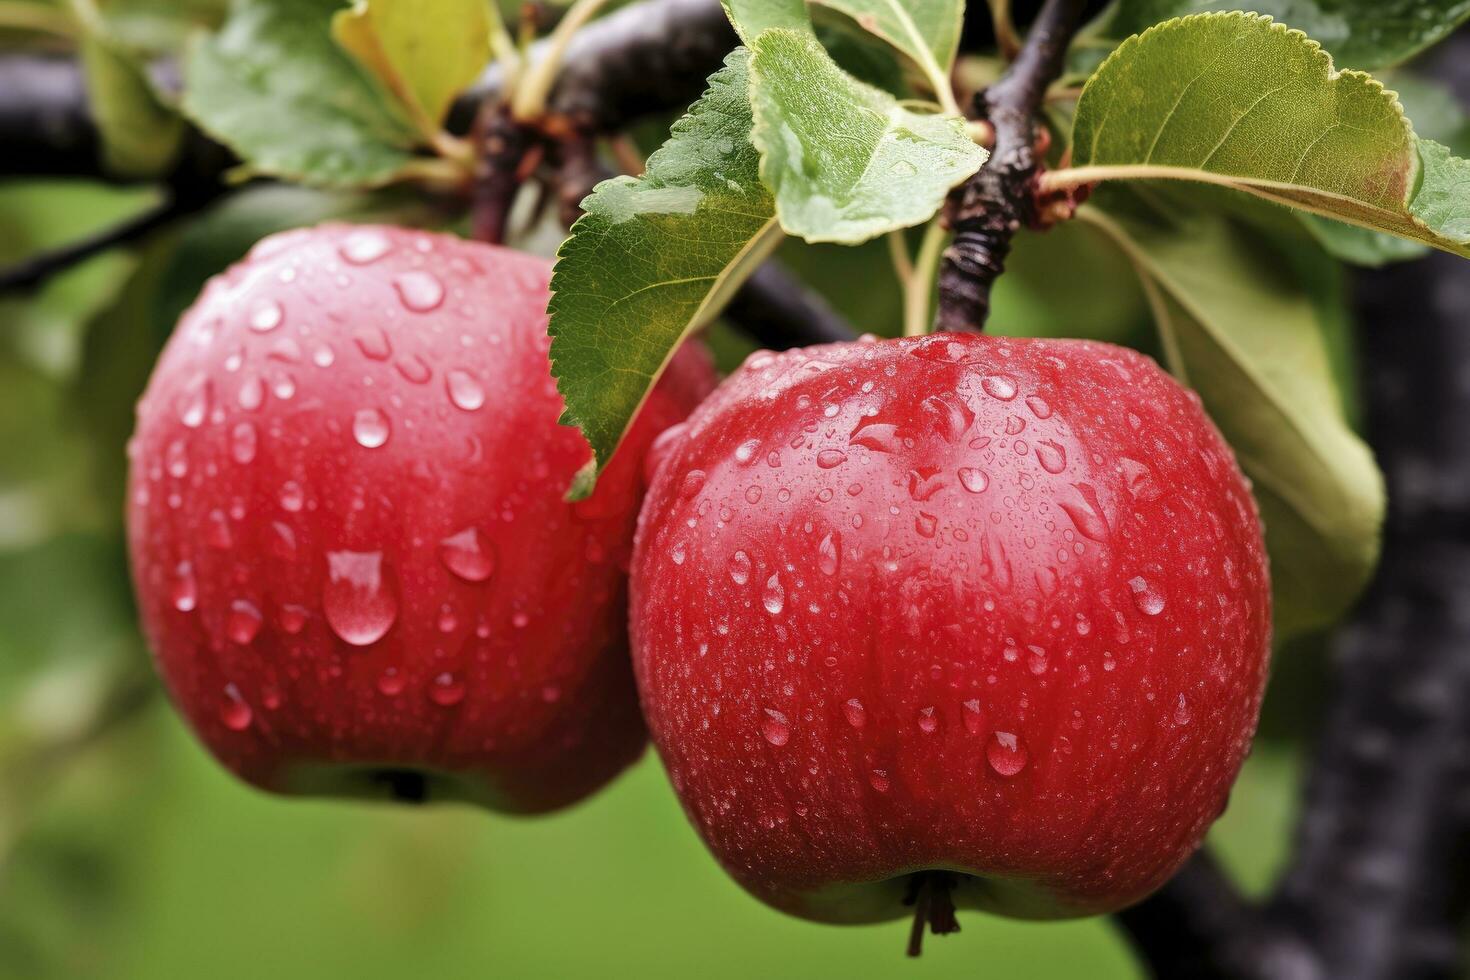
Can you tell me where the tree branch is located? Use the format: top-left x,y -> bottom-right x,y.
936,0 -> 1091,332
1,0 -> 732,182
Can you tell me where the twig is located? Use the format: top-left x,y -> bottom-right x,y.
2,0 -> 734,181
935,0 -> 1090,332
471,103 -> 539,244
723,262 -> 859,350
0,189 -> 218,293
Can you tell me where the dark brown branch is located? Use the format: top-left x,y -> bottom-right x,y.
1264,237 -> 1470,980
936,0 -> 1091,332
471,104 -> 540,244
2,0 -> 732,182
723,262 -> 858,350
1117,852 -> 1310,980
0,184 -> 224,293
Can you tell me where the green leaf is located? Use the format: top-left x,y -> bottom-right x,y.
182,0 -> 425,187
548,50 -> 781,499
1065,13 -> 1470,260
1105,0 -> 1470,69
1082,184 -> 1384,637
749,28 -> 986,243
331,0 -> 491,137
1301,215 -> 1429,266
78,34 -> 185,179
810,0 -> 965,86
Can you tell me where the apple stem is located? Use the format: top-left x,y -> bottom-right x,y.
904,872 -> 962,957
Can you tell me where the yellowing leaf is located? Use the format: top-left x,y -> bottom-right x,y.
332,0 -> 492,137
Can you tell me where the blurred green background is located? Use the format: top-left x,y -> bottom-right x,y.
0,173 -> 1313,979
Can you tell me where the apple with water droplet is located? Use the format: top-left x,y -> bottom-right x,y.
126,224 -> 714,812
630,333 -> 1270,943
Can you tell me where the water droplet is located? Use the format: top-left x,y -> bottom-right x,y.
279,604 -> 308,634
680,470 -> 706,498
171,562 -> 197,612
915,512 -> 938,538
395,355 -> 432,384
377,668 -> 406,697
430,671 -> 465,706
981,374 -> 1018,400
1129,576 -> 1165,616
921,393 -> 974,442
728,550 -> 752,585
963,699 -> 984,734
237,375 -> 265,411
226,599 -> 262,644
165,440 -> 189,478
843,699 -> 866,728
354,327 -> 392,361
1059,483 -> 1109,542
324,550 -> 398,646
1005,415 -> 1026,435
735,439 -> 760,462
1036,440 -> 1067,474
958,467 -> 989,493
352,407 -> 391,449
891,159 -> 918,177
917,706 -> 938,733
1026,395 -> 1052,419
1174,694 -> 1192,726
437,605 -> 458,632
670,542 -> 687,565
268,338 -> 302,363
1027,645 -> 1048,675
231,422 -> 257,464
270,521 -> 297,561
220,684 -> 253,731
816,449 -> 847,469
445,369 -> 484,411
987,731 -> 1029,776
439,527 -> 496,582
1120,457 -> 1161,502
341,229 -> 391,265
394,270 -> 445,312
279,481 -> 304,512
761,708 -> 791,746
178,379 -> 211,428
818,531 -> 841,576
763,573 -> 785,614
206,509 -> 233,549
313,344 -> 336,368
249,300 -> 283,333
869,769 -> 891,792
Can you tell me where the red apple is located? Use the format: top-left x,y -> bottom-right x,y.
126,224 -> 713,813
630,333 -> 1270,940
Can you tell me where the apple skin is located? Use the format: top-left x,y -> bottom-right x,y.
630,333 -> 1270,921
126,224 -> 713,813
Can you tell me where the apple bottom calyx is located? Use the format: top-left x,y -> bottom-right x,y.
904,871 -> 964,957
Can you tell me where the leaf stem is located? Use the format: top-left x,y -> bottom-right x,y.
989,0 -> 1022,60
511,0 -> 613,122
904,220 -> 948,337
887,230 -> 914,283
